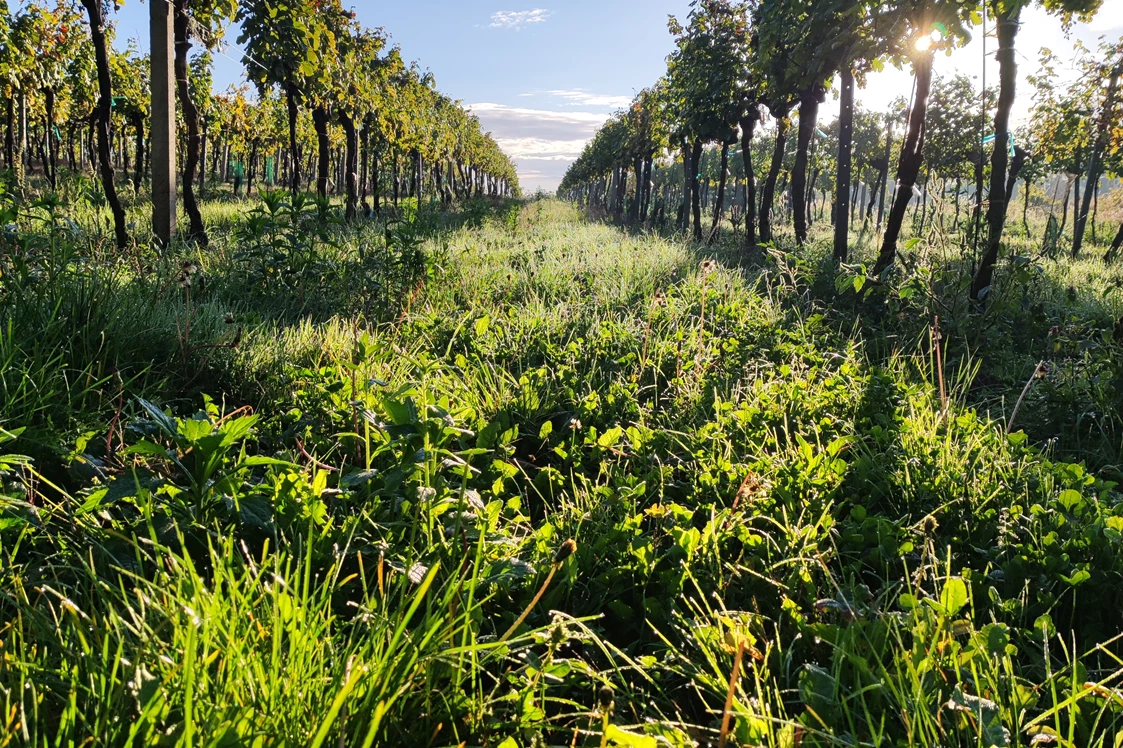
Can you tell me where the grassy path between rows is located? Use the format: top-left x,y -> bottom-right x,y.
3,198 -> 1123,746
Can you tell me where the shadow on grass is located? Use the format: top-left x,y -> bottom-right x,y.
0,194 -> 521,476
686,213 -> 1123,472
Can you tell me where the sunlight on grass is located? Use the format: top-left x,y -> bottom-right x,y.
2,191 -> 1123,745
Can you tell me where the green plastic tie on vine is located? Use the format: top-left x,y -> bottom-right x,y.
980,133 -> 1016,156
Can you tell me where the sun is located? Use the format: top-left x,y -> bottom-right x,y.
916,28 -> 944,52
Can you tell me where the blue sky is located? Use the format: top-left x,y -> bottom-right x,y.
8,0 -> 1123,191
92,0 -> 692,192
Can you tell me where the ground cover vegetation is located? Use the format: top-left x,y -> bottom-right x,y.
3,0 -> 1123,746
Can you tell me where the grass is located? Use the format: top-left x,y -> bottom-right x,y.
2,178 -> 1123,746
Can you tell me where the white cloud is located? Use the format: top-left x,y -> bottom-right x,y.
493,137 -> 590,161
542,89 -> 633,108
489,9 -> 552,30
468,103 -> 609,140
467,102 -> 611,192
517,90 -> 634,109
